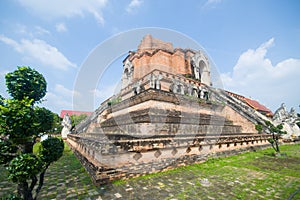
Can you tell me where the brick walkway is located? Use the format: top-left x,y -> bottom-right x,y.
0,144 -> 300,199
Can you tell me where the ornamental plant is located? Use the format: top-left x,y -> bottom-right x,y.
264,121 -> 286,154
0,66 -> 64,200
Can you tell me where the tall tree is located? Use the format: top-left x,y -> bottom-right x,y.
0,66 -> 64,200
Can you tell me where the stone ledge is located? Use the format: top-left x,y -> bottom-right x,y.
67,136 -> 271,185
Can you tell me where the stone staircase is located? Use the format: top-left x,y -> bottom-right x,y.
210,87 -> 266,125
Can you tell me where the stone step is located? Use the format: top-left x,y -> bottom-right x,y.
95,123 -> 242,136
79,131 -> 255,142
100,110 -> 234,127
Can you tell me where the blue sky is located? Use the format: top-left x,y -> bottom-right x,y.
0,0 -> 299,114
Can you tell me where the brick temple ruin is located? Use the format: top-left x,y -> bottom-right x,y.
67,35 -> 276,185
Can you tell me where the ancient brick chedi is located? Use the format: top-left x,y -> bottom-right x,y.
67,35 -> 273,185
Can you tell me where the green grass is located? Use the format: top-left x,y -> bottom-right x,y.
0,143 -> 300,199
113,143 -> 300,199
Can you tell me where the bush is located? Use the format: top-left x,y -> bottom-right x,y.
39,137 -> 64,164
7,154 -> 44,183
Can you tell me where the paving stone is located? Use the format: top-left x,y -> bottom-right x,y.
200,178 -> 211,187
114,193 -> 122,198
67,193 -> 78,198
48,185 -> 57,190
1,144 -> 299,200
56,194 -> 67,199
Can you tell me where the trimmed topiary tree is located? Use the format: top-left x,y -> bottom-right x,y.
5,66 -> 47,103
0,66 -> 64,200
265,121 -> 286,154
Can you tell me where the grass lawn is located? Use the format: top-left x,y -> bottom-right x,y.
0,143 -> 299,199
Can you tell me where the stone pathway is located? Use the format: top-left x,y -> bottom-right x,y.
0,144 -> 300,199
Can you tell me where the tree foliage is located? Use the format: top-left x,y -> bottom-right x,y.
70,114 -> 88,128
51,114 -> 63,134
0,98 -> 37,142
265,121 -> 286,153
39,137 -> 64,164
7,154 -> 43,183
0,94 -> 4,106
255,124 -> 263,133
5,66 -> 46,103
0,139 -> 18,165
34,107 -> 54,135
0,67 -> 64,200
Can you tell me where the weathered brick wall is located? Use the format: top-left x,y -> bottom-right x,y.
129,35 -> 195,81
221,103 -> 257,133
131,49 -> 192,80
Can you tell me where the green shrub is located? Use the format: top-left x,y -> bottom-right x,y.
7,154 -> 43,183
39,137 -> 64,164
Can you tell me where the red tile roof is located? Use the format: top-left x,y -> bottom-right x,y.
244,98 -> 273,116
226,91 -> 273,117
60,110 -> 92,118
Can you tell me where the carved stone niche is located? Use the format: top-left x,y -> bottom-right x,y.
121,59 -> 134,89
191,51 -> 212,86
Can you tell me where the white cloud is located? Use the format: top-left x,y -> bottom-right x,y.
206,0 -> 222,4
55,84 -> 79,97
0,35 -> 19,48
14,24 -> 51,37
0,70 -> 9,99
91,82 -> 121,106
221,38 -> 300,111
18,0 -> 107,25
92,84 -> 118,98
203,0 -> 223,8
55,23 -> 67,32
15,24 -> 28,35
126,0 -> 143,13
43,92 -> 71,113
0,35 -> 76,70
34,26 -> 51,36
42,84 -> 80,113
43,82 -> 120,113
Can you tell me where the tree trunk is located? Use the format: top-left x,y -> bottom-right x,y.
23,141 -> 34,154
18,181 -> 33,200
275,135 -> 280,153
270,142 -> 276,152
34,165 -> 49,200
